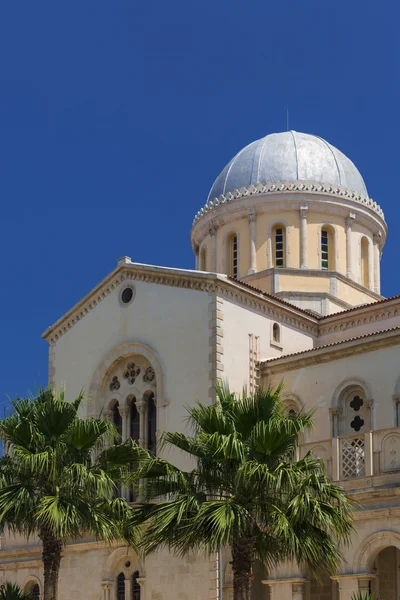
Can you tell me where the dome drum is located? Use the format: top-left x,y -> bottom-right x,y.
191,130 -> 387,310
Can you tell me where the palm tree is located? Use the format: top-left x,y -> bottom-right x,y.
0,389 -> 138,600
127,384 -> 353,600
0,583 -> 36,600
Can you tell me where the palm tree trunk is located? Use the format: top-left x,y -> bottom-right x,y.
231,536 -> 253,600
41,534 -> 62,600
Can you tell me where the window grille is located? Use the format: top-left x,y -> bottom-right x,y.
274,227 -> 285,267
321,229 -> 329,269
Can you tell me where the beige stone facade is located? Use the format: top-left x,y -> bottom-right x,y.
2,130 -> 400,599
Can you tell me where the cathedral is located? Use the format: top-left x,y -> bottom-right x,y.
2,131 -> 400,600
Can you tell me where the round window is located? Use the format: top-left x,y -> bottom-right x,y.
120,286 -> 135,305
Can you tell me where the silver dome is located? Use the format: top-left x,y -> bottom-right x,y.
208,131 -> 368,200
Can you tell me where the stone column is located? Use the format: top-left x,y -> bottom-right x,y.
194,244 -> 200,270
331,436 -> 340,481
292,582 -> 305,600
263,579 -> 307,600
368,238 -> 374,290
136,401 -> 147,448
373,232 -> 381,294
118,405 -> 130,443
345,213 -> 356,280
364,430 -> 374,477
267,234 -> 273,269
209,222 -> 218,273
125,577 -> 131,599
334,575 -> 375,600
101,581 -> 112,600
137,577 -> 146,600
299,204 -> 308,269
248,209 -> 257,274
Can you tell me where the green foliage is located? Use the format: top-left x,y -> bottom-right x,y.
127,384 -> 354,579
0,583 -> 35,600
0,388 -> 140,599
351,592 -> 378,600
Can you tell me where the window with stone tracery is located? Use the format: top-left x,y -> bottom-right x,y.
105,355 -> 157,454
339,388 -> 370,436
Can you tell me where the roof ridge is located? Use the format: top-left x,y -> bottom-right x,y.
263,325 -> 400,364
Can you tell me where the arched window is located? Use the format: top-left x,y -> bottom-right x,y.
25,583 -> 40,599
130,398 -> 140,443
226,233 -> 238,279
200,247 -> 207,271
272,225 -> 285,267
112,402 -> 122,443
361,236 -> 369,287
132,571 -> 141,600
321,226 -> 335,270
146,392 -> 157,455
272,323 -> 280,344
116,572 -> 125,600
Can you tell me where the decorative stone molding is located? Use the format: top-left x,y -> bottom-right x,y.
193,180 -> 385,225
42,266 -> 320,345
208,294 -> 224,400
261,327 -> 400,375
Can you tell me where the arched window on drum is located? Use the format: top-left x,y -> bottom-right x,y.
272,224 -> 286,268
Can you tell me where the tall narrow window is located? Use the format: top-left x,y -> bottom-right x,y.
227,233 -> 238,278
321,229 -> 329,269
31,585 -> 40,600
130,398 -> 140,443
117,573 -> 125,600
146,392 -> 157,455
112,402 -> 122,443
361,236 -> 369,287
200,247 -> 207,271
132,571 -> 141,600
272,225 -> 286,267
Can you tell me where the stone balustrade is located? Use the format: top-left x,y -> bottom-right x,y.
299,427 -> 400,485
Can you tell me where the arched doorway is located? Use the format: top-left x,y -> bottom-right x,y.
374,546 -> 400,600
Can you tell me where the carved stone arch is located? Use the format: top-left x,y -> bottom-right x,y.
222,226 -> 241,277
88,342 -> 164,418
23,575 -> 42,594
331,378 -> 372,410
355,531 -> 400,572
317,222 -> 339,271
102,545 -> 144,580
283,393 -> 303,415
267,218 -> 290,268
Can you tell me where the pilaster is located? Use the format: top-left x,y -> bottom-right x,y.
345,213 -> 356,280
209,222 -> 218,273
248,209 -> 257,274
299,204 -> 308,269
373,232 -> 382,294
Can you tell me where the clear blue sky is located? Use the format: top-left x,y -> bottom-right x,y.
0,0 -> 399,407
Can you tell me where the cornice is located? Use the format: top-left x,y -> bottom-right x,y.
318,296 -> 400,337
261,327 -> 400,375
192,180 -> 385,226
42,262 -> 319,345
